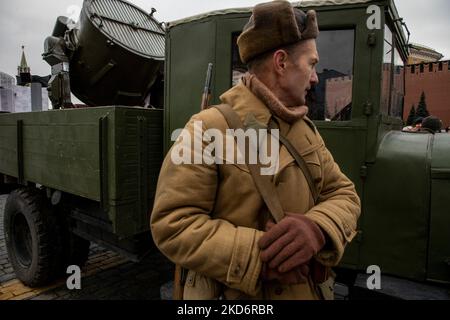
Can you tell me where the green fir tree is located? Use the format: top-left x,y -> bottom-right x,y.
416,91 -> 430,118
406,105 -> 416,125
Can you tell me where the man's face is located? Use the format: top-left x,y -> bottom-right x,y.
279,39 -> 319,107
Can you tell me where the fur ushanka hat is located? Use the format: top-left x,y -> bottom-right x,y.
237,0 -> 319,64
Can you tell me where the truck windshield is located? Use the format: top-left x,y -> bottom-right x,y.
231,29 -> 356,122
309,29 -> 355,121
381,25 -> 393,116
381,24 -> 405,119
390,46 -> 405,118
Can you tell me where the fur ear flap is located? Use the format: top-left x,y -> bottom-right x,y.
302,10 -> 319,39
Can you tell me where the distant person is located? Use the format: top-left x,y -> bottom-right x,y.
421,116 -> 442,133
413,117 -> 423,130
403,117 -> 423,132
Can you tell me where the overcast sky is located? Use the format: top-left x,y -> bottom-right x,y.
0,0 -> 449,78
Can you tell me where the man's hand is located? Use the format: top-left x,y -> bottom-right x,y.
261,263 -> 309,285
258,214 -> 326,273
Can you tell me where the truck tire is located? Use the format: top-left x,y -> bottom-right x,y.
4,188 -> 62,287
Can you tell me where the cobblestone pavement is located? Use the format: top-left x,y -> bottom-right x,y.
0,194 -> 174,300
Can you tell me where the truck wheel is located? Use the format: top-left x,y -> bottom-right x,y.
4,188 -> 62,287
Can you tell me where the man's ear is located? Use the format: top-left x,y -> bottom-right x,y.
272,50 -> 289,74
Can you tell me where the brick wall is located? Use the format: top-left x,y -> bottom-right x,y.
404,60 -> 450,128
325,75 -> 353,119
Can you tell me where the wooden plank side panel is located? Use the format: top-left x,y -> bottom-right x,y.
111,108 -> 163,238
0,123 -> 18,177
0,109 -> 114,200
22,122 -> 100,200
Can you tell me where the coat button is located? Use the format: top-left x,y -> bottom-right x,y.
275,287 -> 283,295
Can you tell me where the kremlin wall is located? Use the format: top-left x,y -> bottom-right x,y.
403,60 -> 450,128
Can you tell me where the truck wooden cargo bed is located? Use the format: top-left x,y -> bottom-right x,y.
0,107 -> 163,238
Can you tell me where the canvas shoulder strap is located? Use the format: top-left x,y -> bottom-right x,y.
268,120 -> 319,203
215,104 -> 319,211
214,104 -> 285,223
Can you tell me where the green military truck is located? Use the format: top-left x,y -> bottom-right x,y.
0,0 -> 449,299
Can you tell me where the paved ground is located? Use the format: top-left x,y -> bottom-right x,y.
0,194 -> 174,300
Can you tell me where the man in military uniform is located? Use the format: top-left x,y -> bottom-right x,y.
151,0 -> 361,300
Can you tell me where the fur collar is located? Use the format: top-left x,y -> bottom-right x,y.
241,73 -> 308,124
